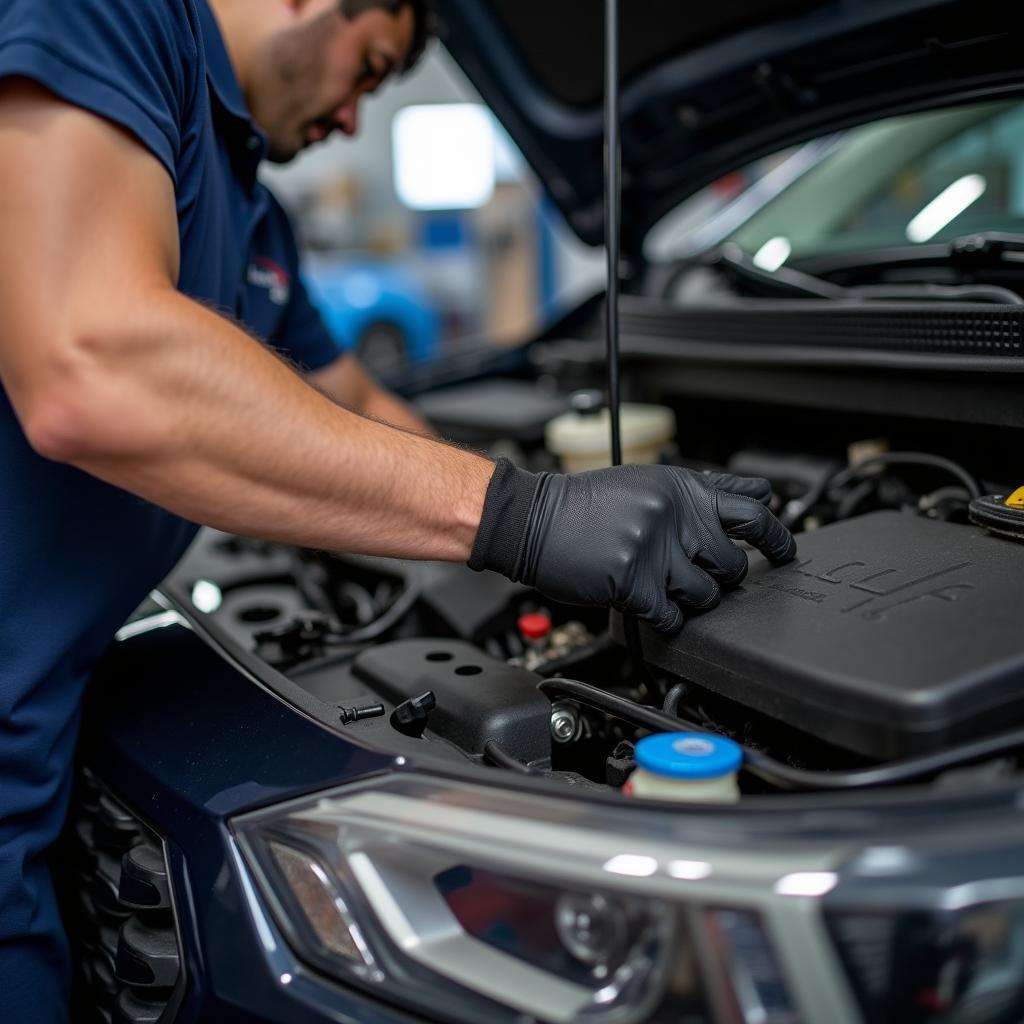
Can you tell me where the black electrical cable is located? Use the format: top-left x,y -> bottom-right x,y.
782,451 -> 983,529
287,551 -> 337,617
540,677 -> 702,734
322,582 -> 420,645
483,739 -> 537,774
741,733 -> 1024,792
834,478 -> 879,521
284,547 -> 418,646
538,678 -> 1024,791
828,452 -> 982,501
662,683 -> 686,716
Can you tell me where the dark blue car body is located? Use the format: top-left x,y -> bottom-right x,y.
80,619 -> 400,1024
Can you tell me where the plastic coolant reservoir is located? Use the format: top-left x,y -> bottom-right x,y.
545,404 -> 676,473
626,732 -> 742,803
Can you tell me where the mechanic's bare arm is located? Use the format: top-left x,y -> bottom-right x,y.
308,355 -> 434,435
0,81 -> 492,561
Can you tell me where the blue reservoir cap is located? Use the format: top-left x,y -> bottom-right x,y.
635,732 -> 742,780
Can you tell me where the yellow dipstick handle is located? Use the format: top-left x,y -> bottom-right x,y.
1005,486 -> 1024,509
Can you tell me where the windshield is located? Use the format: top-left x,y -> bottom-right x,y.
648,99 -> 1024,268
728,99 -> 1024,265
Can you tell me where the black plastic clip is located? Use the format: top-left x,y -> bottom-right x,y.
390,690 -> 436,738
254,612 -> 333,666
339,703 -> 386,725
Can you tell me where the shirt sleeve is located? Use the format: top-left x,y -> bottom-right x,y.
0,0 -> 196,182
259,191 -> 344,373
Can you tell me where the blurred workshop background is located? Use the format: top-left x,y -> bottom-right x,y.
259,41 -> 603,376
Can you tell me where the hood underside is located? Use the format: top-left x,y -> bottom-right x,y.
435,0 -> 1024,255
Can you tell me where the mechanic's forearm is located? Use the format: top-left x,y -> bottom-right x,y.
53,289 -> 493,560
360,384 -> 433,435
310,355 -> 434,435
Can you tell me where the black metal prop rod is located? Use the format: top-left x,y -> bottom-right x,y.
605,0 -> 623,466
604,0 -> 656,688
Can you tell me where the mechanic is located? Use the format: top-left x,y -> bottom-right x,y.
0,0 -> 797,1018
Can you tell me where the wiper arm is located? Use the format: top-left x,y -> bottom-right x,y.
712,240 -> 1024,305
713,243 -> 847,299
949,231 -> 1024,266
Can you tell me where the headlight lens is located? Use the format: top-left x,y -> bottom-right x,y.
265,839 -> 379,977
232,773 -> 823,1024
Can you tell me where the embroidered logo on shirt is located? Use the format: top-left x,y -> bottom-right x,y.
247,257 -> 291,306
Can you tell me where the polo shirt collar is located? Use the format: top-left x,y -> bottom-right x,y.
196,0 -> 267,174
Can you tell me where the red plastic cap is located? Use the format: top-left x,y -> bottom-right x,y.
517,612 -> 551,641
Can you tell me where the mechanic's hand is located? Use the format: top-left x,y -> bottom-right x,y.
469,459 -> 796,632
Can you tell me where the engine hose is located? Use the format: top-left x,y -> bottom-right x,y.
483,739 -> 537,774
539,678 -> 703,736
322,581 -> 420,645
662,683 -> 687,716
783,451 -> 983,529
827,452 -> 982,502
538,677 -> 1024,791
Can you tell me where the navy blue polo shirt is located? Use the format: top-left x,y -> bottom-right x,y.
244,186 -> 342,372
0,0 -> 336,1014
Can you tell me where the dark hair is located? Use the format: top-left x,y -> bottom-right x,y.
339,0 -> 433,72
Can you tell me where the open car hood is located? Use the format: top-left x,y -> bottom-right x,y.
434,0 -> 1022,256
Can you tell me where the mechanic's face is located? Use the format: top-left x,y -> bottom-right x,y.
252,1 -> 414,162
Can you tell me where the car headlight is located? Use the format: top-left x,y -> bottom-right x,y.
232,772 -> 862,1023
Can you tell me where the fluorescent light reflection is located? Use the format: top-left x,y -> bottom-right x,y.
774,871 -> 838,897
114,610 -> 186,642
603,854 -> 658,877
668,859 -> 713,881
855,846 -> 916,876
191,579 -> 223,613
752,235 -> 791,271
906,174 -> 986,242
393,104 -> 496,210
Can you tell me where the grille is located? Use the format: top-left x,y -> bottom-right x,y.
60,767 -> 185,1024
620,299 -> 1024,359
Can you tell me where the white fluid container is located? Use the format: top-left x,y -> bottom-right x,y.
545,403 -> 676,473
626,732 -> 742,803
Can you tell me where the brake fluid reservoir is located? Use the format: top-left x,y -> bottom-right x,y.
545,403 -> 675,473
626,733 -> 742,803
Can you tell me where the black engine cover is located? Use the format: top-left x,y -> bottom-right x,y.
626,511 -> 1024,759
353,639 -> 550,763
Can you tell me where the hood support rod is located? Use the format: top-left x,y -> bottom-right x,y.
605,0 -> 623,466
605,0 -> 657,690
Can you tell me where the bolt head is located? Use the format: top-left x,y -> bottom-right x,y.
550,709 -> 578,742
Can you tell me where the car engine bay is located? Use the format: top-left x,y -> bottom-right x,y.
162,379 -> 1024,800
155,222 -> 1024,804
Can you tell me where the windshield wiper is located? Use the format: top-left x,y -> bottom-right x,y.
712,240 -> 1024,305
949,231 -> 1024,266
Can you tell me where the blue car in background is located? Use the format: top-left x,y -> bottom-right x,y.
302,258 -> 441,376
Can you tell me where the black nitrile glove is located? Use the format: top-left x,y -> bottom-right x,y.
469,459 -> 797,633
